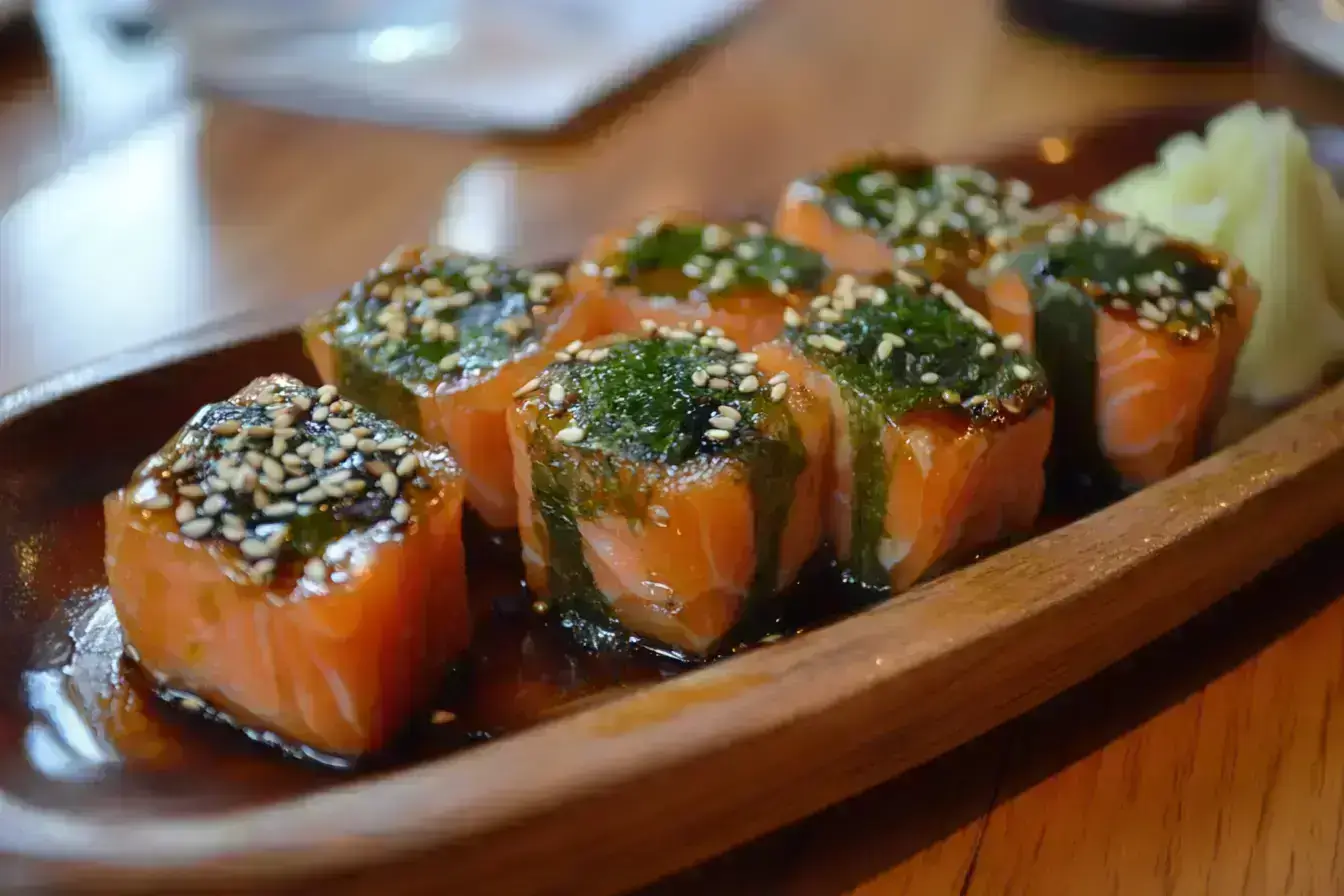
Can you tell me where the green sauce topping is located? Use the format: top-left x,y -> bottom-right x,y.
811,159 -> 1033,260
318,249 -> 566,388
130,377 -> 435,585
998,211 -> 1236,339
592,218 -> 828,303
519,327 -> 808,658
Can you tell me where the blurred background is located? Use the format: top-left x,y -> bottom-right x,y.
2,0 -> 1343,397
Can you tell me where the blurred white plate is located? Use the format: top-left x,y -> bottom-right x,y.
161,0 -> 758,132
1265,0 -> 1344,79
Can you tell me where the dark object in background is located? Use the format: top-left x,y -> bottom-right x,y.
1004,0 -> 1259,61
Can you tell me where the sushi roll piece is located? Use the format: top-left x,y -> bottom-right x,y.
774,155 -> 1036,296
567,213 -> 830,348
103,375 -> 470,757
507,322 -> 830,658
982,204 -> 1259,492
762,272 -> 1054,592
303,245 -> 606,528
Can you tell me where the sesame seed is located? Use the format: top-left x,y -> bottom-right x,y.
345,479 -> 367,495
739,375 -> 760,394
770,279 -> 789,296
966,394 -> 988,406
178,484 -> 206,499
239,538 -> 271,560
783,308 -> 803,327
244,425 -> 273,439
264,501 -> 297,518
736,352 -> 758,364
716,338 -> 738,353
262,457 -> 286,482
817,308 -> 842,323
179,517 -> 214,539
211,420 -> 241,436
709,377 -> 733,390
328,418 -> 354,431
357,438 -> 379,454
284,476 -> 312,493
692,369 -> 710,387
978,342 -> 997,358
705,429 -> 731,441
767,371 -> 789,386
201,494 -> 227,516
588,348 -> 610,363
304,558 -> 327,582
895,269 -> 923,288
920,372 -> 940,385
326,448 -> 348,464
876,340 -> 894,361
171,454 -> 196,474
323,469 -> 352,485
1001,333 -> 1025,351
943,390 -> 962,405
333,434 -> 354,451
311,406 -> 330,423
1012,364 -> 1033,380
438,352 -> 462,372
556,426 -> 586,444
1217,269 -> 1232,290
706,363 -> 729,377
820,334 -> 847,353
770,382 -> 788,402
548,383 -> 566,404
1138,301 -> 1168,323
297,487 -> 325,504
1137,318 -> 1159,331
396,454 -> 419,477
317,385 -> 338,405
717,405 -> 742,421
639,319 -> 659,334
709,415 -> 738,430
810,295 -> 831,310
668,329 -> 696,342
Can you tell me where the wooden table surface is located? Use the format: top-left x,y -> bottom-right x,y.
5,1 -> 1344,893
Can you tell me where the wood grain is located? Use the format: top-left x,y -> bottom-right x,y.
6,1 -> 1344,893
2,305 -> 1344,894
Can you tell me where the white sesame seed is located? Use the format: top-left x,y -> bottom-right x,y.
379,436 -> 409,452
201,494 -> 227,516
379,472 -> 399,498
311,406 -> 330,423
556,426 -> 586,444
1001,333 -> 1025,351
692,369 -> 710,387
439,352 -> 462,372
709,377 -> 733,390
1137,318 -> 1160,331
334,433 -> 354,450
706,363 -> 729,377
770,382 -> 788,402
895,269 -> 923,288
668,329 -> 696,342
739,375 -> 760,394
705,429 -> 731,441
806,334 -> 826,349
978,342 -> 997,358
171,455 -> 196,474
396,454 -> 419,477
264,501 -> 297,518
820,334 -> 847,353
1217,269 -> 1232,290
876,341 -> 894,361
639,319 -> 659,334
211,420 -> 240,436
179,517 -> 214,539
323,469 -> 352,485
262,457 -> 285,482
298,487 -> 325,504
920,372 -> 940,385
175,501 -> 197,524
810,295 -> 831,310
783,308 -> 803,327
317,385 -> 338,404
717,405 -> 742,421
304,558 -> 327,582
245,425 -> 274,439
716,338 -> 738,353
1012,364 -> 1033,380
284,476 -> 312,493
345,479 -> 367,495
548,383 -> 566,404
325,448 -> 347,465
328,418 -> 354,431
736,352 -> 758,364
709,415 -> 738,430
239,538 -> 271,560
357,438 -> 379,454
1138,301 -> 1168,323
767,371 -> 789,386
178,484 -> 206,499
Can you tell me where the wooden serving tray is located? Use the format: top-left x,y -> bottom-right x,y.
3,108 -> 1344,894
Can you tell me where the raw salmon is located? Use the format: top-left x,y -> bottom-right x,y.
303,246 -> 607,528
774,155 -> 1038,306
982,203 -> 1259,491
778,272 -> 1054,592
508,325 -> 830,658
103,375 -> 470,757
566,213 -> 829,348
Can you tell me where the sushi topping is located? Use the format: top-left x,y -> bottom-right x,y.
582,217 -> 828,301
521,322 -> 794,463
801,159 -> 1034,261
785,272 -> 1048,422
130,380 -> 433,584
991,211 -> 1236,341
327,247 -> 566,384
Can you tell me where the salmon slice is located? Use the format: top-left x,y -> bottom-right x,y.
103,375 -> 470,757
303,246 -> 608,528
566,213 -> 828,348
780,272 -> 1053,592
774,155 -> 1038,305
508,326 -> 829,658
983,204 -> 1259,490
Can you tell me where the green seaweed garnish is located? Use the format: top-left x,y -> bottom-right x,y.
595,218 -> 828,303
